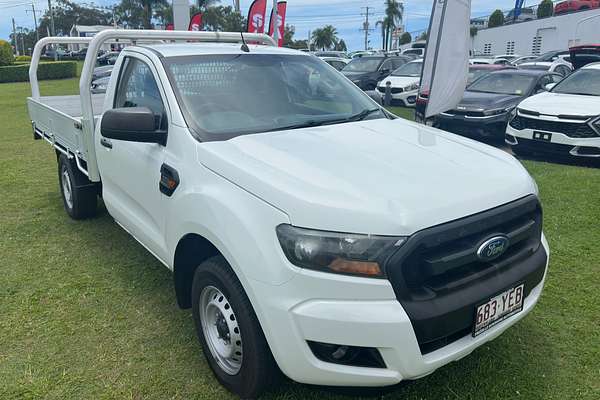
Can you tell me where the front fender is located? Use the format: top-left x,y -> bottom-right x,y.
165,165 -> 295,287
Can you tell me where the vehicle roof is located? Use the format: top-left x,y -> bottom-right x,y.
488,69 -> 552,76
138,42 -> 305,57
469,64 -> 514,70
319,56 -> 349,62
582,62 -> 600,70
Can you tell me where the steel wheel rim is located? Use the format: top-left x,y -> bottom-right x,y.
199,286 -> 243,375
61,169 -> 73,209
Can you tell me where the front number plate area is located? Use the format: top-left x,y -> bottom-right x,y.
473,284 -> 524,337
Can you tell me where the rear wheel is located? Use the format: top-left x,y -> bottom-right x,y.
58,154 -> 97,219
191,256 -> 279,398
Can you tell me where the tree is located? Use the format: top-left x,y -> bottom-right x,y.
203,6 -> 245,31
470,26 -> 478,37
311,25 -> 339,51
38,0 -> 111,36
537,0 -> 554,18
0,40 -> 14,66
417,31 -> 428,41
335,39 -> 347,52
376,18 -> 389,50
399,31 -> 411,45
283,24 -> 295,47
488,9 -> 505,28
383,0 -> 404,50
114,0 -> 168,29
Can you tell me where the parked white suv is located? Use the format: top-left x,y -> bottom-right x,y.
506,62 -> 600,159
376,59 -> 422,106
27,31 -> 549,399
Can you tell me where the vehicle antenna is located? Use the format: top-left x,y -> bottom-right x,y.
240,32 -> 250,53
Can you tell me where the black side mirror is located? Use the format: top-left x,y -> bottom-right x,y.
101,107 -> 167,145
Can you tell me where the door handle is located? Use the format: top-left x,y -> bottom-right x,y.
100,137 -> 113,149
159,164 -> 180,196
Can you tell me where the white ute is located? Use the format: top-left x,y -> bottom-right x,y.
27,30 -> 550,398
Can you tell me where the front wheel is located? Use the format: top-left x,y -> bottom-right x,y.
191,256 -> 279,398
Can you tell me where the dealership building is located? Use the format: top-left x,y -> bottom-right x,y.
471,8 -> 600,56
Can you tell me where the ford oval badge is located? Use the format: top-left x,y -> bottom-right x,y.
477,236 -> 510,262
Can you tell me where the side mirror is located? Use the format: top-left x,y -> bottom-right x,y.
101,107 -> 166,145
545,83 -> 557,91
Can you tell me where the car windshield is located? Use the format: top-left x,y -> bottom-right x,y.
467,73 -> 535,95
467,68 -> 493,84
551,69 -> 600,96
342,57 -> 382,72
391,62 -> 422,77
164,54 -> 386,141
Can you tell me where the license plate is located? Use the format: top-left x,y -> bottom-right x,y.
473,284 -> 524,337
533,131 -> 552,142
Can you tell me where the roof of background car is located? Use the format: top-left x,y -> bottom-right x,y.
469,64 -> 515,70
582,62 -> 600,70
488,69 -> 551,76
140,42 -> 305,58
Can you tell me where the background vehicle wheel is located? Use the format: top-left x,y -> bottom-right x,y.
511,144 -> 533,158
192,256 -> 279,398
58,154 -> 97,219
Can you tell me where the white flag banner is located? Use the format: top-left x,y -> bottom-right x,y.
420,0 -> 471,118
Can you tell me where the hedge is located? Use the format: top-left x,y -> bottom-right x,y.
0,61 -> 77,83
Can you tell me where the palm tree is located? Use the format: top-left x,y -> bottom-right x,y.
384,0 -> 404,50
311,25 -> 339,51
376,18 -> 389,50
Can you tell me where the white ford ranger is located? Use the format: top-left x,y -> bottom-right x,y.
27,31 -> 549,398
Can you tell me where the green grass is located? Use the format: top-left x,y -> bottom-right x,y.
0,77 -> 599,400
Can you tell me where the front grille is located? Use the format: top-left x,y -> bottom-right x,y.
385,195 -> 546,354
510,115 -> 598,138
449,109 -> 485,117
377,87 -> 404,94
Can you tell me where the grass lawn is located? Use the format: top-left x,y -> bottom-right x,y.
0,76 -> 598,400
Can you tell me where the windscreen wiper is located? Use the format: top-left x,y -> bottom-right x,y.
263,108 -> 383,133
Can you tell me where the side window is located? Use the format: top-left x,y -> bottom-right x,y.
380,59 -> 393,72
551,74 -> 563,83
115,57 -> 166,128
391,59 -> 405,69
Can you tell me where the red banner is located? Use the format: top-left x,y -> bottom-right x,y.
268,1 -> 287,47
188,12 -> 203,31
247,0 -> 267,34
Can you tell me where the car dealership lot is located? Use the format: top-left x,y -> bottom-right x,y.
1,77 -> 599,399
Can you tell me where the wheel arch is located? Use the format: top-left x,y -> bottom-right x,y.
173,232 -> 222,309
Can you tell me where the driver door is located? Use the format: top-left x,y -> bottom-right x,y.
97,54 -> 170,261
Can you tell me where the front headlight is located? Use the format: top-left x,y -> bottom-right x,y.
276,224 -> 406,278
589,115 -> 600,134
404,83 -> 419,91
483,106 -> 515,116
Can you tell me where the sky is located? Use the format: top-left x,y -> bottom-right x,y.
1,0 -> 521,52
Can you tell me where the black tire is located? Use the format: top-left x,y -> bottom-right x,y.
511,144 -> 533,158
191,256 -> 279,399
58,154 -> 97,219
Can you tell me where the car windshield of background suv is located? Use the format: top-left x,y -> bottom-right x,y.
342,58 -> 382,72
468,74 -> 536,96
551,69 -> 600,96
391,62 -> 422,77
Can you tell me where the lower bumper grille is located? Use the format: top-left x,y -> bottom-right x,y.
385,195 -> 546,354
510,115 -> 598,138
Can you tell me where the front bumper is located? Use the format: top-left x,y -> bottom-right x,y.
506,124 -> 600,158
375,88 -> 418,107
436,112 -> 510,138
249,234 -> 549,387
